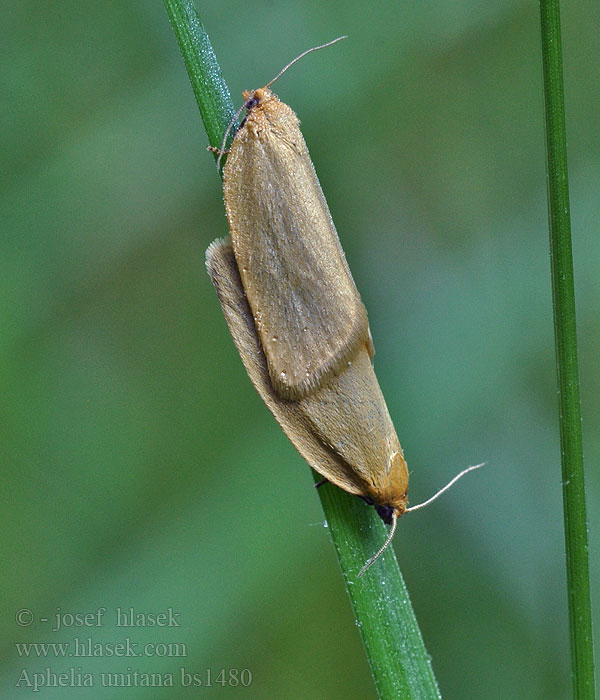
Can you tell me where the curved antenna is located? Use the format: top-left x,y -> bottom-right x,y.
214,36 -> 347,172
215,100 -> 247,172
357,511 -> 397,578
264,36 -> 348,89
405,462 -> 486,513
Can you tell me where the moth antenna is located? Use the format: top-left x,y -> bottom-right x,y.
264,36 -> 348,89
405,462 -> 486,514
357,511 -> 397,578
215,36 -> 347,172
215,101 -> 247,172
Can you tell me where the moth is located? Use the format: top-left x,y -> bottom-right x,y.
206,40 -> 482,575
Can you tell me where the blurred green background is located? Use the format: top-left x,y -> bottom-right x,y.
2,1 -> 598,698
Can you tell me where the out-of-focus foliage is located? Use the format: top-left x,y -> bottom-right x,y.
1,1 -> 598,698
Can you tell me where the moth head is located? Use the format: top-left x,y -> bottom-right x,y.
242,88 -> 272,113
374,504 -> 396,525
366,450 -> 409,522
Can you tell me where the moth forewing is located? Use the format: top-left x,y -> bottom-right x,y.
223,89 -> 369,401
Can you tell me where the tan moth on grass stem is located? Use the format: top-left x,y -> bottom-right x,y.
206,38 -> 483,576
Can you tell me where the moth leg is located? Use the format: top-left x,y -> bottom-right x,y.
207,145 -> 230,155
314,478 -> 328,489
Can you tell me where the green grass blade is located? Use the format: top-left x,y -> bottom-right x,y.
314,472 -> 441,699
539,2 -> 596,698
163,0 -> 234,154
163,3 -> 442,697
